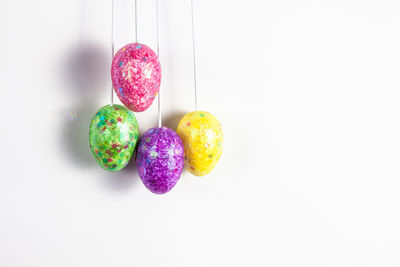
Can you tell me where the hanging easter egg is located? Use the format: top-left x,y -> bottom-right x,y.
111,43 -> 161,112
136,127 -> 184,194
89,104 -> 139,171
177,111 -> 223,176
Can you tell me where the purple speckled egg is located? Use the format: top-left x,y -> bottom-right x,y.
136,127 -> 184,194
111,43 -> 161,112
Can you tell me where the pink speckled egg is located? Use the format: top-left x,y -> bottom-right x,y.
111,43 -> 161,112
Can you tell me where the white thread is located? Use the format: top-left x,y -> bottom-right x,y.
135,0 -> 138,43
110,0 -> 115,105
191,0 -> 198,111
156,0 -> 162,127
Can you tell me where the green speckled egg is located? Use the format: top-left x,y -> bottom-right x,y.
89,104 -> 139,171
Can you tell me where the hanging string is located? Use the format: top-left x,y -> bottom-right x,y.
135,0 -> 138,43
110,0 -> 115,105
191,0 -> 198,111
156,0 -> 162,127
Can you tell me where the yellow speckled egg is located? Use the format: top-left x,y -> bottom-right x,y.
177,111 -> 223,176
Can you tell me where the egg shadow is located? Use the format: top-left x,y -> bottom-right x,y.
59,42 -> 108,169
100,152 -> 140,192
60,105 -> 97,169
163,111 -> 187,130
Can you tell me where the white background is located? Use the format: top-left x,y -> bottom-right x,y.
1,0 -> 400,266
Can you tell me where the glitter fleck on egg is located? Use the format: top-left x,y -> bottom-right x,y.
177,111 -> 223,176
111,43 -> 161,112
136,127 -> 184,194
89,104 -> 139,171
67,109 -> 77,121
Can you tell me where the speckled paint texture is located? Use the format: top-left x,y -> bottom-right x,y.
89,104 -> 139,171
177,111 -> 223,176
136,127 -> 184,194
111,43 -> 161,112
